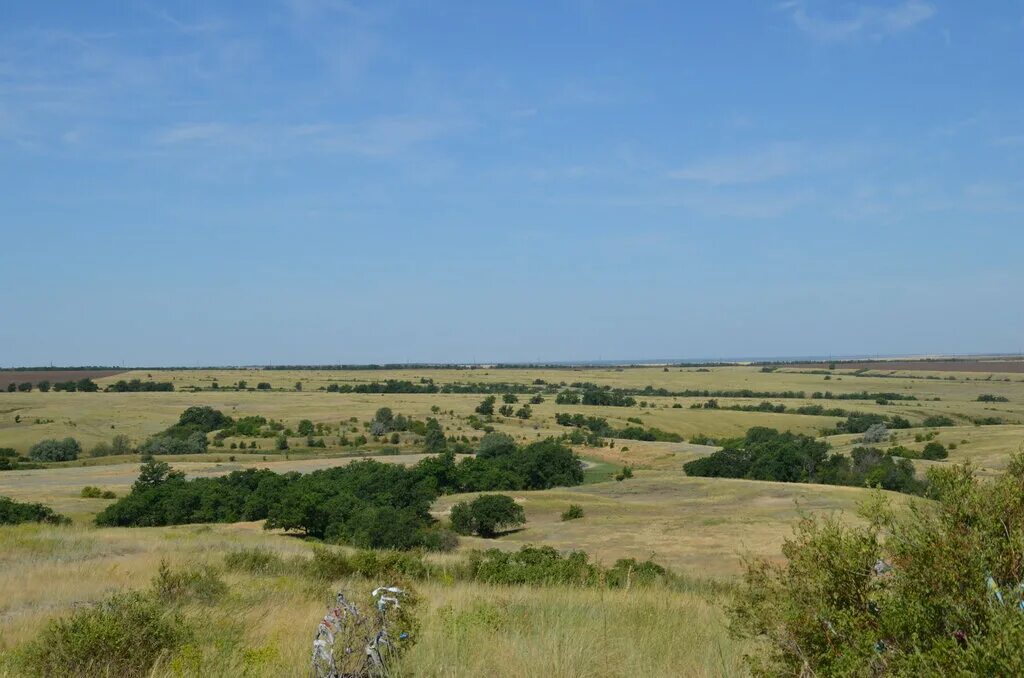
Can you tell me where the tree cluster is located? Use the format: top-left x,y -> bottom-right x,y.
683,427 -> 924,495
28,437 -> 82,462
96,437 -> 583,550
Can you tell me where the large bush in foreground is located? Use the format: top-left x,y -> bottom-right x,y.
17,592 -> 190,677
732,458 -> 1024,676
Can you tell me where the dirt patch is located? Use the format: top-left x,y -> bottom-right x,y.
789,359 -> 1024,374
0,370 -> 126,388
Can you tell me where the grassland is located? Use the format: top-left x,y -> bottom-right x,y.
1,362 -> 1023,675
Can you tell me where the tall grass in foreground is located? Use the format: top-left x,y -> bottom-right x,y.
0,523 -> 749,677
404,582 -> 745,677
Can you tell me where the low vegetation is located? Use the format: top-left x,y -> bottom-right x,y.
733,458 -> 1024,675
0,496 -> 70,525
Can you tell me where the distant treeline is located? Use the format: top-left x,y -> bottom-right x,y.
323,379 -> 540,395
96,438 -> 584,550
0,366 -> 121,372
105,379 -> 174,392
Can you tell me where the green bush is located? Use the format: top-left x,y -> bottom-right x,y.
0,496 -> 70,525
450,494 -> 525,538
28,437 -> 81,462
224,547 -> 287,575
150,559 -> 227,604
732,458 -> 1024,676
561,504 -> 585,521
923,441 -> 949,460
17,592 -> 190,677
468,546 -> 600,586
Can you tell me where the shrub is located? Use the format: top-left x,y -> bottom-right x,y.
224,547 -> 286,575
450,494 -> 525,538
922,441 -> 949,460
28,437 -> 81,462
17,591 -> 190,677
561,504 -> 584,521
923,415 -> 956,427
732,459 -> 1024,676
468,546 -> 600,586
0,496 -> 70,525
150,559 -> 227,604
605,558 -> 666,588
138,432 -> 207,455
860,423 -> 889,444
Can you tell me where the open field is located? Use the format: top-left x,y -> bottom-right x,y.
0,369 -> 125,389
0,522 -> 750,677
2,362 -> 1024,675
789,357 -> 1024,374
434,471 -> 912,577
2,364 -> 1023,456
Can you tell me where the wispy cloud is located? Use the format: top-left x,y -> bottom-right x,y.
154,115 -> 467,157
778,0 -> 936,42
668,143 -> 810,185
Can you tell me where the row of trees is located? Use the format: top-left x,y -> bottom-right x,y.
474,396 -> 533,419
105,379 -> 174,392
4,378 -> 98,393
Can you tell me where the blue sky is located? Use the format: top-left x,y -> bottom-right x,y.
1,1 -> 1022,365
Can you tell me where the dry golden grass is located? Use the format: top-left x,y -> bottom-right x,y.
0,522 -> 748,677
433,471 -> 912,578
1,364 -> 1022,675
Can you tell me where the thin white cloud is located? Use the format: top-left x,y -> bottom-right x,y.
778,0 -> 936,42
154,115 -> 467,158
668,143 -> 807,185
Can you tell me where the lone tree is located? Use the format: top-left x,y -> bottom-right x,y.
297,419 -> 315,436
423,418 -> 447,453
475,396 -> 496,416
450,494 -> 525,538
